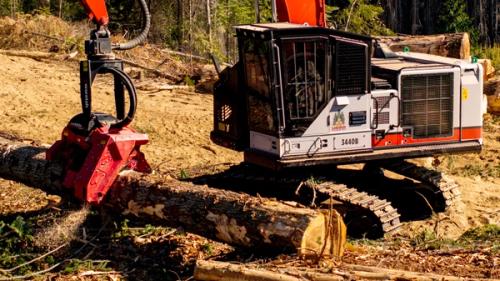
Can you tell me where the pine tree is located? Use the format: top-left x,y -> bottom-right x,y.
327,0 -> 393,36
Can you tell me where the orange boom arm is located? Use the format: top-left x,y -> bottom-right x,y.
276,0 -> 326,27
80,0 -> 109,26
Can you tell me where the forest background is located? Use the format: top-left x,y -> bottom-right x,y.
0,0 -> 489,63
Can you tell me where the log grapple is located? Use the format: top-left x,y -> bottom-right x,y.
47,0 -> 152,205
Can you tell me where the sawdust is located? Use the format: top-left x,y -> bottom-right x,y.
34,206 -> 90,249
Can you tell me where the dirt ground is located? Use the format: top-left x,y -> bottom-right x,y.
0,48 -> 498,279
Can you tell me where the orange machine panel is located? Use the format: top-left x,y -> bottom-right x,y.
276,0 -> 326,27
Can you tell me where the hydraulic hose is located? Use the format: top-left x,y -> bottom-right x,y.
100,66 -> 137,129
113,0 -> 151,51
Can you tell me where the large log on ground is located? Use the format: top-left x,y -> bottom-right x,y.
194,260 -> 466,281
0,137 -> 346,256
484,77 -> 500,115
375,33 -> 470,59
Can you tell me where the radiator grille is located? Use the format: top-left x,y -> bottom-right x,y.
401,73 -> 453,138
373,111 -> 390,124
336,41 -> 367,95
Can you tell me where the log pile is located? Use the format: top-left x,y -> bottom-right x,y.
375,33 -> 471,59
0,136 -> 346,257
481,60 -> 500,114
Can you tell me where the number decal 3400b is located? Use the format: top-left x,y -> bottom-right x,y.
341,138 -> 359,146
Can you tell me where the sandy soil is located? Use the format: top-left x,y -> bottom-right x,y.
0,53 -> 241,169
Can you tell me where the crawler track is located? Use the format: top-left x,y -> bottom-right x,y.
312,182 -> 401,234
194,160 -> 459,237
196,165 -> 402,237
379,160 -> 461,211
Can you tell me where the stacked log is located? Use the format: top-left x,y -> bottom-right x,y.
375,33 -> 471,59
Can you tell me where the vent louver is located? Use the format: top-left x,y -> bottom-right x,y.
336,41 -> 368,95
401,73 -> 453,138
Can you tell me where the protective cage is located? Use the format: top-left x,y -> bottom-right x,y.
211,24 -> 372,150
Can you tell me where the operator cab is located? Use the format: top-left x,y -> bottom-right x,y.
211,23 -> 372,167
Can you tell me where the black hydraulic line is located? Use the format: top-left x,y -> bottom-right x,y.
103,67 -> 137,128
113,0 -> 151,51
82,64 -> 137,129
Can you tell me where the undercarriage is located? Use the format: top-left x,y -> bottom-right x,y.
193,159 -> 461,238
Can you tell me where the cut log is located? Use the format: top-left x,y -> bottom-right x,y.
484,77 -> 500,96
0,137 -> 345,256
375,33 -> 470,59
478,59 -> 495,82
488,95 -> 500,115
194,260 -> 467,281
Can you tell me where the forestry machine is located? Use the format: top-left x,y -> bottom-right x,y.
210,0 -> 484,236
47,0 -> 152,205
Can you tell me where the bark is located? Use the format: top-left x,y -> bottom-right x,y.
0,137 -> 345,256
484,77 -> 500,96
375,33 -> 471,59
194,260 -> 467,281
487,95 -> 500,114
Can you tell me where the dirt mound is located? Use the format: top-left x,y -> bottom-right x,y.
0,14 -> 88,52
0,15 -> 218,87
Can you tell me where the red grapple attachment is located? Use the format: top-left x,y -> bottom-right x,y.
47,125 -> 151,205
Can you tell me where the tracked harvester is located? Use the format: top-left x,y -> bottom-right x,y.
210,0 -> 483,236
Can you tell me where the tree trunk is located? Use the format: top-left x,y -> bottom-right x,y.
375,33 -> 471,59
194,260 -> 467,281
254,0 -> 260,23
58,0 -> 63,18
206,0 -> 212,50
38,0 -> 50,10
0,137 -> 345,256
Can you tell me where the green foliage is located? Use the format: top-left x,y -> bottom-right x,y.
327,0 -> 393,36
459,224 -> 500,243
473,44 -> 500,69
0,0 -> 20,17
410,225 -> 500,251
112,218 -> 131,238
437,0 -> 478,43
112,219 -> 172,239
201,242 -> 214,255
63,259 -> 111,274
184,75 -> 195,86
179,169 -> 190,180
0,217 -> 38,274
